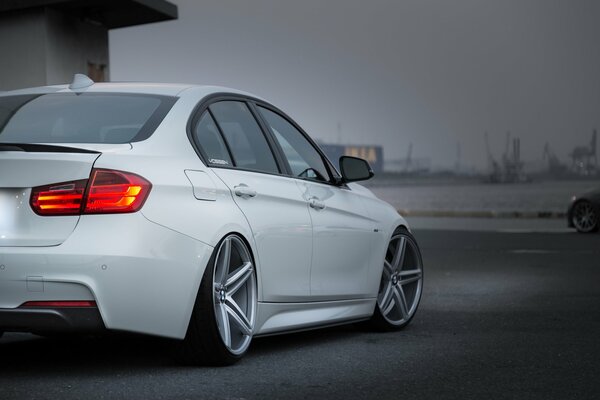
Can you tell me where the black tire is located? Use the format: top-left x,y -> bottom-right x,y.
175,234 -> 256,366
571,200 -> 599,233
368,227 -> 424,331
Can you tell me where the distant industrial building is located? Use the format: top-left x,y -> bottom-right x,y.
318,143 -> 384,173
384,142 -> 431,174
0,0 -> 177,90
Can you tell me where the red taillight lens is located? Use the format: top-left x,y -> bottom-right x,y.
30,179 -> 88,216
84,169 -> 151,214
30,169 -> 152,216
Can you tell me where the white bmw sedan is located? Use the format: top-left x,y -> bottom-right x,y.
0,75 -> 423,365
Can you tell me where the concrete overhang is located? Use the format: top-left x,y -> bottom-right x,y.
0,0 -> 177,29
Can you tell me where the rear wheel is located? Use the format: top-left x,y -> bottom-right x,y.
177,234 -> 257,366
369,227 -> 423,331
571,201 -> 599,233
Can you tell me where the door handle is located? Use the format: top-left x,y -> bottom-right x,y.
308,197 -> 325,210
234,184 -> 257,198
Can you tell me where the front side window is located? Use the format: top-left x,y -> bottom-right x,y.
258,106 -> 329,182
0,93 -> 175,144
209,101 -> 279,174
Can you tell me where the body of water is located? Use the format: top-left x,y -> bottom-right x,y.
366,179 -> 598,215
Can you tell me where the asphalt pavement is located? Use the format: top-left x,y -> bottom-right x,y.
1,223 -> 599,400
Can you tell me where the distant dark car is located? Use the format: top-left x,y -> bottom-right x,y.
568,187 -> 600,233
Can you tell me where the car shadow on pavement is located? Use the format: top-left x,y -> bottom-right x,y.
250,323 -> 366,353
0,324 -> 368,372
0,333 -> 174,374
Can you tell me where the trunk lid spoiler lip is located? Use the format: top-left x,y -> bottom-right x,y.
0,143 -> 112,154
0,143 -> 101,154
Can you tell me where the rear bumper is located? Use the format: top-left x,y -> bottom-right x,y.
0,212 -> 213,339
0,307 -> 105,333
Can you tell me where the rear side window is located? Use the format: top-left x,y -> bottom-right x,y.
193,111 -> 233,166
0,93 -> 176,144
209,101 -> 279,174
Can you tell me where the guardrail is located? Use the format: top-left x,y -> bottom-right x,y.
397,209 -> 566,219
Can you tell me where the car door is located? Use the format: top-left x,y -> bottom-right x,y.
256,105 -> 376,300
190,100 -> 312,302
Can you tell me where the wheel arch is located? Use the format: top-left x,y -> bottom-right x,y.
210,227 -> 262,300
176,228 -> 259,365
368,224 -> 424,330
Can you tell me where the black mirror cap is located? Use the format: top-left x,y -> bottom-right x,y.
339,156 -> 375,183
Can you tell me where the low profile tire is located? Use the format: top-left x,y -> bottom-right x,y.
571,201 -> 599,233
176,234 -> 257,366
369,227 -> 423,331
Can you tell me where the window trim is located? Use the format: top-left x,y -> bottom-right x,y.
188,94 -> 284,176
186,92 -> 343,187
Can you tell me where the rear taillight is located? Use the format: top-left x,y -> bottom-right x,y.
30,169 -> 152,216
30,180 -> 88,216
84,169 -> 151,214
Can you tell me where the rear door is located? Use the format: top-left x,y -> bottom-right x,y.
0,146 -> 99,246
190,100 -> 313,302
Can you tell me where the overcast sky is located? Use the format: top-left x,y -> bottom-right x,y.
110,0 -> 600,171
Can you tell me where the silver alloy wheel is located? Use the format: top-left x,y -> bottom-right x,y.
212,235 -> 257,355
572,201 -> 598,233
377,232 -> 423,326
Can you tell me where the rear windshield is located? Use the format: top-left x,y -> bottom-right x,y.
0,93 -> 177,144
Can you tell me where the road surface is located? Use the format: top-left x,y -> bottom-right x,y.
1,224 -> 598,399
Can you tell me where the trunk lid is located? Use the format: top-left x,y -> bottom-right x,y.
0,144 -> 101,246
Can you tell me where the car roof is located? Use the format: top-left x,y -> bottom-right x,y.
0,82 -> 258,99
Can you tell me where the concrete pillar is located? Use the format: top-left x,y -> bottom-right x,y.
0,1 -> 177,91
0,8 -> 108,90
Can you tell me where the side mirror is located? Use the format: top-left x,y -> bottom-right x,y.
339,156 -> 374,183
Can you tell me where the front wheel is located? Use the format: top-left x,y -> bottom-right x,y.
176,234 -> 257,366
369,227 -> 423,331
